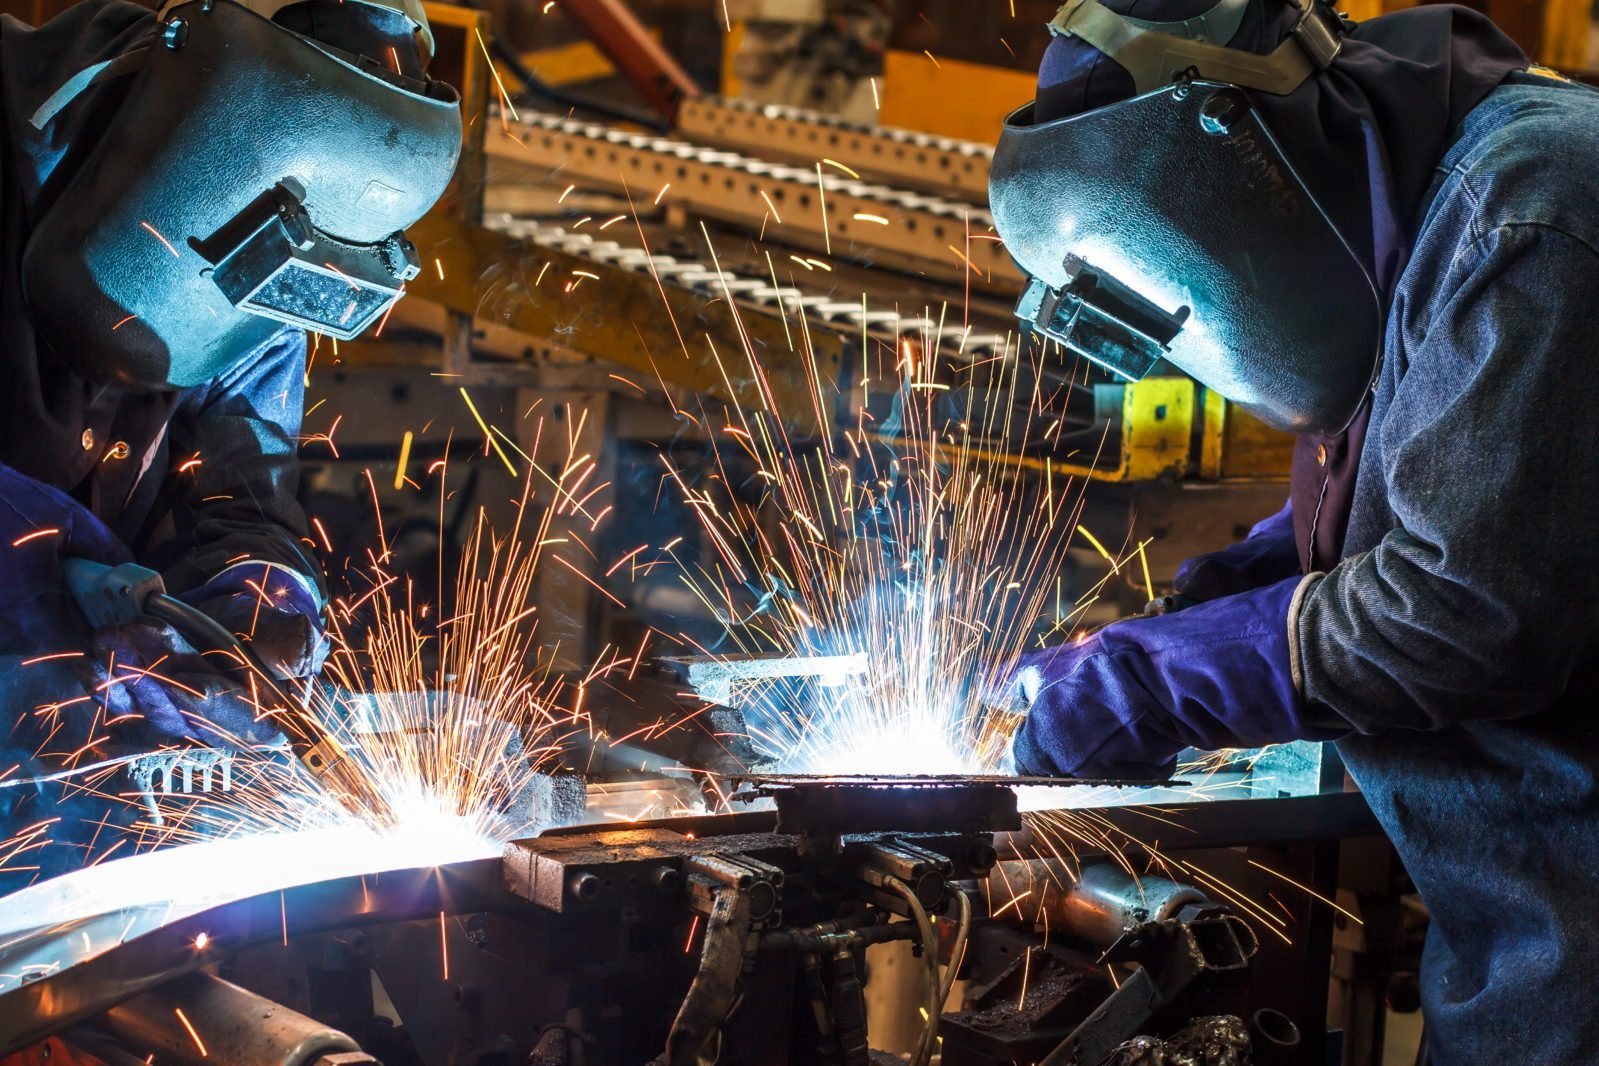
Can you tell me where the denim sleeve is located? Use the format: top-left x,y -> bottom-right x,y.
154,329 -> 326,605
1297,224 -> 1599,730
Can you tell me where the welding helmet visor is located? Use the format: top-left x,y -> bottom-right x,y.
990,0 -> 1381,435
21,0 -> 461,389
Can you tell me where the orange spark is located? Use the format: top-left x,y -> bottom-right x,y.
11,528 -> 58,547
140,221 -> 180,258
174,1007 -> 207,1056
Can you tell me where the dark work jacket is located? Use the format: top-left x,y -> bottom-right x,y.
0,0 -> 322,598
1297,76 -> 1599,1065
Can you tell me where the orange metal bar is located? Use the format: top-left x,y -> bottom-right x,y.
554,0 -> 700,123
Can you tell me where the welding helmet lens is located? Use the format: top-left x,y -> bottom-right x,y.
21,0 -> 460,388
204,181 -> 422,340
990,83 -> 1380,434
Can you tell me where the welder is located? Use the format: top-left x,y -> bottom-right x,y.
0,0 -> 460,882
986,0 -> 1599,1060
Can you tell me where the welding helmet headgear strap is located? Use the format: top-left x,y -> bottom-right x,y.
990,82 -> 1380,434
20,0 -> 460,388
156,0 -> 436,58
1048,0 -> 1343,95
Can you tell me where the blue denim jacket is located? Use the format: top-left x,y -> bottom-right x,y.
1297,74 -> 1599,1064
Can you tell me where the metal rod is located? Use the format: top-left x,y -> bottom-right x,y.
95,972 -> 370,1066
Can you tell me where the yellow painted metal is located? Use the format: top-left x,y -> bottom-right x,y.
1542,0 -> 1594,70
421,2 -> 489,220
1121,377 -> 1194,481
721,18 -> 747,97
1198,386 -> 1226,480
514,36 -> 641,87
877,49 -> 1036,144
1219,407 -> 1296,479
1339,0 -> 1384,22
366,7 -> 1294,485
341,6 -> 853,435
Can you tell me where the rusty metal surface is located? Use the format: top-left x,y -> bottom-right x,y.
677,95 -> 992,201
402,208 -> 855,435
485,109 -> 1019,290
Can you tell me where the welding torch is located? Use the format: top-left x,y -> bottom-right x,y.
62,558 -> 368,813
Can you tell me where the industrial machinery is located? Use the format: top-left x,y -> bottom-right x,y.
0,772 -> 1378,1065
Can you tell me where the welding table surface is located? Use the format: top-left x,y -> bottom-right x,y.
540,789 -> 1381,854
0,791 -> 1377,1051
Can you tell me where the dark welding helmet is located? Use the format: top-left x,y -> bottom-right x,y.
990,0 -> 1380,434
21,0 -> 461,389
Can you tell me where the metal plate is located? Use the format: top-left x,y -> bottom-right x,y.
731,775 -> 1182,837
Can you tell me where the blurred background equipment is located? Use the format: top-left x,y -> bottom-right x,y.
4,0 -> 1587,1059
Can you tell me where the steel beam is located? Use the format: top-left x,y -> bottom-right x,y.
486,111 -> 1019,291
677,96 -> 992,202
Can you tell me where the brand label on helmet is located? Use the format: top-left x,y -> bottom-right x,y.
1222,130 -> 1301,219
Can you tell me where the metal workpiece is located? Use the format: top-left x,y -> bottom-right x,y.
486,110 -> 1020,291
988,859 -> 1209,949
672,651 -> 871,708
126,746 -> 235,797
735,775 -> 1180,838
95,972 -> 370,1066
676,96 -> 993,201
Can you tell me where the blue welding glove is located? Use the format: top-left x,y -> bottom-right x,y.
0,463 -> 280,751
1172,501 -> 1301,603
991,575 -> 1343,779
181,562 -> 328,680
85,620 -> 285,747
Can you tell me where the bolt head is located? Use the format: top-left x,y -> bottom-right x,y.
1199,89 -> 1251,135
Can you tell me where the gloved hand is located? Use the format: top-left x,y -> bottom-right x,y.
181,561 -> 327,679
86,618 -> 286,747
1171,501 -> 1300,603
987,575 -> 1343,779
0,462 -> 280,751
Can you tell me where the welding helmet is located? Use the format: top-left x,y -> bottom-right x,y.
990,0 -> 1381,435
20,0 -> 461,389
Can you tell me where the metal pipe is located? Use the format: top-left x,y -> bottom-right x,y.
988,859 -> 1207,948
96,972 -> 370,1066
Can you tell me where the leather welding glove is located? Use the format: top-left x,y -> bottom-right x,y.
989,575 -> 1343,779
1171,500 -> 1301,603
0,462 -> 280,752
181,561 -> 328,680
